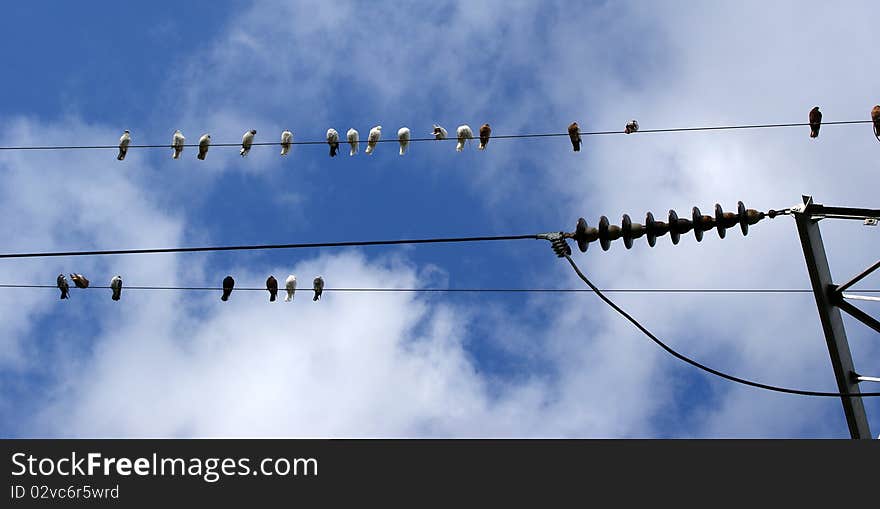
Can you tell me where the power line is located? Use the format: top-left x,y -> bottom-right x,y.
0,234 -> 539,259
2,284 -> 880,294
0,120 -> 872,152
562,253 -> 880,398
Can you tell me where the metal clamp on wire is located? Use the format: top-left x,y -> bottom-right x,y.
537,232 -> 571,258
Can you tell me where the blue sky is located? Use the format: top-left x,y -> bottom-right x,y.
1,1 -> 879,437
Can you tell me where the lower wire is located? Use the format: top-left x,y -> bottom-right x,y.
562,254 -> 880,398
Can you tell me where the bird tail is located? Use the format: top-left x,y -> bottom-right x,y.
172,150 -> 179,159
281,146 -> 289,156
479,142 -> 486,150
365,144 -> 373,155
399,145 -> 407,156
573,141 -> 580,152
350,145 -> 357,156
240,148 -> 248,157
117,150 -> 126,161
270,294 -> 276,302
112,292 -> 120,301
60,291 -> 68,300
313,294 -> 319,301
221,294 -> 229,302
330,144 -> 338,157
284,293 -> 291,302
456,141 -> 464,152
197,152 -> 206,160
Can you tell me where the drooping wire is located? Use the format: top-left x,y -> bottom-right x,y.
0,120 -> 872,152
562,254 -> 880,398
0,234 -> 539,259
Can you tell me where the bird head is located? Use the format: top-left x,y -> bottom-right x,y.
250,129 -> 257,135
124,130 -> 130,134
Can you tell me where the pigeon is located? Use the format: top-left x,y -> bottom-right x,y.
809,107 -> 822,139
172,130 -> 185,159
327,128 -> 340,157
568,122 -> 581,152
280,130 -> 293,156
478,123 -> 491,150
57,274 -> 70,300
347,128 -> 359,156
456,125 -> 473,152
398,127 -> 411,155
871,105 -> 880,142
117,130 -> 131,160
197,134 -> 211,160
221,276 -> 235,301
313,276 -> 324,301
266,276 -> 278,302
284,275 -> 297,302
432,124 -> 448,140
625,120 -> 639,134
365,125 -> 382,155
70,273 -> 89,289
110,275 -> 123,301
240,129 -> 256,156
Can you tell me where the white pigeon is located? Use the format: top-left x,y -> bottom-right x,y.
197,133 -> 211,160
117,130 -> 131,160
365,125 -> 382,155
284,275 -> 297,302
456,125 -> 473,152
280,130 -> 293,156
431,125 -> 448,140
327,128 -> 340,157
240,129 -> 256,156
398,127 -> 411,155
313,276 -> 324,301
346,128 -> 359,156
110,275 -> 123,301
171,130 -> 185,159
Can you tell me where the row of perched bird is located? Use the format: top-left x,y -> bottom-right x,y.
55,273 -> 325,302
113,107 -> 880,161
114,121 -> 637,160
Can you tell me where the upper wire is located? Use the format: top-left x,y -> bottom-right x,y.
0,120 -> 872,151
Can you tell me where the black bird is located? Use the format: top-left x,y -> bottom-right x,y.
313,276 -> 324,301
57,274 -> 70,300
809,106 -> 822,138
110,275 -> 123,301
221,276 -> 235,301
266,276 -> 278,302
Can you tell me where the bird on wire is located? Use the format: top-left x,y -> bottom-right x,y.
280,130 -> 293,156
285,275 -> 297,302
568,122 -> 581,151
110,275 -> 123,301
456,125 -> 473,152
432,124 -> 448,140
266,275 -> 278,302
197,133 -> 211,160
347,128 -> 359,156
478,123 -> 491,150
625,120 -> 639,134
398,127 -> 411,155
221,275 -> 235,301
240,129 -> 256,156
117,130 -> 130,160
171,129 -> 185,159
57,274 -> 70,300
365,125 -> 382,155
313,276 -> 324,301
327,128 -> 340,157
809,106 -> 822,139
70,273 -> 89,289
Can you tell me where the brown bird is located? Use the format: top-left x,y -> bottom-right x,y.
872,105 -> 880,142
266,276 -> 278,302
809,106 -> 822,138
478,123 -> 491,150
70,273 -> 89,289
568,122 -> 581,152
624,120 -> 639,134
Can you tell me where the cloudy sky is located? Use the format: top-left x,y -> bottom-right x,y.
1,1 -> 878,438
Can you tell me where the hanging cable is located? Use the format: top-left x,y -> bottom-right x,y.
0,120 -> 872,152
561,253 -> 880,398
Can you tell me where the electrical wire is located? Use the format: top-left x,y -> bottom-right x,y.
1,284 -> 879,294
0,234 -> 539,259
0,120 -> 872,152
562,254 -> 880,398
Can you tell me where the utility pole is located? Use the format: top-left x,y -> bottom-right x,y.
790,196 -> 879,439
